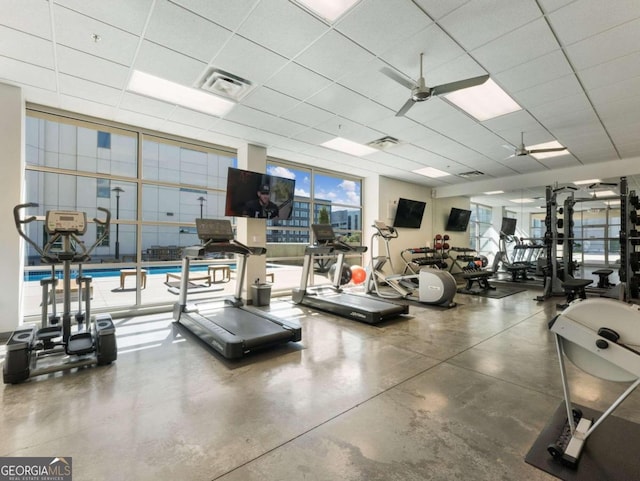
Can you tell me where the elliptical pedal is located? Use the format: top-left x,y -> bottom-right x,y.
66,332 -> 94,356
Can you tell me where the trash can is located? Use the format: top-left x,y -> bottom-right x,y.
251,281 -> 272,307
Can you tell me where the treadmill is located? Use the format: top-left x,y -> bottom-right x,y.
173,219 -> 301,359
292,224 -> 408,324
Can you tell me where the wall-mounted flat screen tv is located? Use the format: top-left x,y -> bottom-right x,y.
445,207 -> 472,232
224,167 -> 296,220
393,198 -> 426,229
501,217 -> 517,236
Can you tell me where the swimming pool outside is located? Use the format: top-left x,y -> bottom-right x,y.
23,264 -> 236,282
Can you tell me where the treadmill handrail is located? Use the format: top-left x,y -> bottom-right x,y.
183,240 -> 266,259
304,245 -> 334,255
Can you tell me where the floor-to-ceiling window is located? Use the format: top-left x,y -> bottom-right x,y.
23,108 -> 236,320
21,109 -> 364,320
470,202 -> 493,258
265,161 -> 363,289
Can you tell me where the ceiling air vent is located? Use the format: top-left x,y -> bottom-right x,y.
458,170 -> 484,178
196,68 -> 253,101
367,136 -> 400,150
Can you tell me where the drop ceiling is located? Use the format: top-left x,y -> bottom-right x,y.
2,0 -> 640,207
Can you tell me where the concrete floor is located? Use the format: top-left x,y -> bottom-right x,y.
2,287 -> 640,480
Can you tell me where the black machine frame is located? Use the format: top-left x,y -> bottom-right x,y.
173,218 -> 301,359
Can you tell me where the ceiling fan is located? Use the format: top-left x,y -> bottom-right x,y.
382,53 -> 489,117
504,132 -> 568,158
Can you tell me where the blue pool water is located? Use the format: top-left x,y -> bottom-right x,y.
24,264 -> 231,282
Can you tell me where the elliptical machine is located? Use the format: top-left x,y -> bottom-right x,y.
3,203 -> 117,384
365,221 -> 457,308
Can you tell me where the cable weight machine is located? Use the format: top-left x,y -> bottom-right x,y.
619,176 -> 640,301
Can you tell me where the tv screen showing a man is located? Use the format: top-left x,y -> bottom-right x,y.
243,183 -> 280,219
224,167 -> 295,220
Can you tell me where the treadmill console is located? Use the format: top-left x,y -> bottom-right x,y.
196,218 -> 234,242
312,224 -> 335,243
45,210 -> 87,235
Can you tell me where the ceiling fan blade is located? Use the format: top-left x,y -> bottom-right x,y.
528,147 -> 567,154
431,74 -> 490,96
395,98 -> 416,117
380,67 -> 415,90
502,144 -> 515,151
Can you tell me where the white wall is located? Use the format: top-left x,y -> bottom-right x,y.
0,83 -> 25,334
432,196 -> 471,248
364,176 -> 433,272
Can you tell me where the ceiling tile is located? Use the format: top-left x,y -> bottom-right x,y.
366,117 -> 427,142
565,17 -> 640,70
312,115 -> 381,144
289,127 -> 334,146
336,0 -> 430,56
0,0 -> 52,38
337,58 -> 413,111
589,76 -> 640,106
548,0 -> 640,46
238,0 -> 327,58
55,0 -> 153,35
119,92 -> 177,119
168,0 -> 256,32
379,23 -> 465,78
210,35 -> 289,86
264,61 -> 332,101
134,40 -> 207,85
242,87 -> 302,117
145,1 -> 232,62
280,102 -> 334,127
54,7 -> 139,65
578,50 -> 640,90
294,30 -> 375,81
59,94 -> 116,120
168,106 -> 219,130
495,49 -> 574,93
413,0 -> 470,20
512,74 -> 583,109
0,26 -> 54,69
527,92 -> 593,121
59,74 -> 122,106
537,0 -> 576,14
57,45 -> 130,88
224,105 -> 306,138
472,18 -> 559,73
439,0 -> 542,50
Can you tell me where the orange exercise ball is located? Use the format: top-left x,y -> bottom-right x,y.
350,265 -> 367,285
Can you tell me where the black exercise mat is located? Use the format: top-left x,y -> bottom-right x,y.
456,286 -> 525,299
525,401 -> 640,480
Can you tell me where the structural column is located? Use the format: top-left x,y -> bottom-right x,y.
236,144 -> 268,302
0,82 -> 25,334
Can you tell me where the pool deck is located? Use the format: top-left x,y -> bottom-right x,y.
20,264 -> 332,321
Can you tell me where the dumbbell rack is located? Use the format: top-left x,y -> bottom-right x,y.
619,176 -> 640,301
400,234 -> 449,275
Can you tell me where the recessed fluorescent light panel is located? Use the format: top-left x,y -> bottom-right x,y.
483,190 -> 504,195
528,141 -> 568,159
509,198 -> 535,203
604,200 -> 621,206
127,70 -> 236,117
321,137 -> 377,156
574,179 -> 601,185
413,167 -> 450,178
294,0 -> 361,22
444,78 -> 521,121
